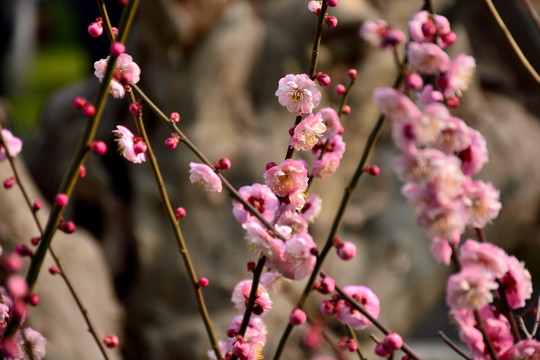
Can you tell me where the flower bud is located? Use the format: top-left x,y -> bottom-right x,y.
110,42 -> 126,57
325,15 -> 338,29
103,334 -> 119,348
383,333 -> 403,351
169,112 -> 181,123
365,165 -> 380,176
335,84 -> 346,95
78,165 -> 87,178
164,136 -> 179,150
3,177 -> 16,189
88,20 -> 103,37
327,0 -> 339,7
348,69 -> 357,81
55,193 -> 69,207
315,72 -> 331,87
83,104 -> 96,117
198,277 -> 209,288
342,105 -> 351,115
133,139 -> 147,155
32,201 -> 42,212
336,241 -> 356,261
27,293 -> 39,306
175,207 -> 186,220
90,141 -> 107,156
405,73 -> 423,91
49,266 -> 61,275
216,157 -> 231,170
374,342 -> 391,357
289,308 -> 307,325
73,96 -> 87,109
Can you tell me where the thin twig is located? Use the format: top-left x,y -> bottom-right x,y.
522,0 -> 540,32
438,331 -> 472,360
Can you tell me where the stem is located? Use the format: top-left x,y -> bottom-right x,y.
308,0 -> 329,79
474,311 -> 499,360
438,331 -> 472,360
0,127 -> 110,359
331,278 -> 422,360
522,0 -> 540,31
128,92 -> 222,359
4,0 -> 141,340
346,326 -> 367,360
483,0 -> 540,84
96,0 -> 115,43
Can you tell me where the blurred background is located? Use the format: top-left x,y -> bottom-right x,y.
0,0 -> 539,359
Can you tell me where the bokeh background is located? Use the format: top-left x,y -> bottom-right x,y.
1,0 -> 539,359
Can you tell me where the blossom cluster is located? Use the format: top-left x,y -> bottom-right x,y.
371,10 -> 536,360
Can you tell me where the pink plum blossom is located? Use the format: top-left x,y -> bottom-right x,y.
501,339 -> 540,360
277,232 -> 317,280
432,116 -> 471,154
360,20 -> 389,48
0,129 -> 23,161
232,183 -> 279,224
440,54 -> 476,97
336,285 -> 380,330
500,255 -> 533,309
275,74 -> 321,115
231,279 -> 272,317
407,42 -> 451,75
276,212 -> 308,235
112,125 -> 146,163
316,107 -> 342,140
290,113 -> 326,151
417,84 -> 444,106
462,179 -> 501,228
408,11 -> 455,48
411,102 -> 450,147
312,134 -> 346,159
312,153 -> 341,179
17,327 -> 47,360
263,159 -> 308,197
94,53 -> 140,98
457,127 -> 489,176
299,194 -> 322,222
373,87 -> 421,123
416,199 -> 467,240
188,162 -> 222,193
446,265 -> 498,310
220,316 -> 267,360
459,239 -> 508,278
242,220 -> 288,267
430,235 -> 453,265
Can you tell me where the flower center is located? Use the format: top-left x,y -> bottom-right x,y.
289,89 -> 304,102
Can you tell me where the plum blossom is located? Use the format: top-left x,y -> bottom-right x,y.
0,129 -> 23,161
446,265 -> 498,310
112,125 -> 146,163
373,87 -> 421,123
94,53 -> 140,98
231,280 -> 272,317
407,42 -> 451,75
18,327 -> 47,360
275,74 -> 321,115
417,84 -> 444,107
188,162 -> 222,193
290,113 -> 326,151
440,54 -> 476,97
501,339 -> 540,360
462,179 -> 501,228
242,220 -> 288,267
335,285 -> 380,330
500,255 -> 533,309
457,127 -> 489,176
299,194 -> 322,222
459,239 -> 508,278
263,159 -> 308,197
432,116 -> 471,154
276,232 -> 317,280
232,183 -> 279,224
429,235 -> 454,265
360,20 -> 405,49
312,153 -> 341,179
212,316 -> 267,360
408,11 -> 456,48
317,108 -> 342,140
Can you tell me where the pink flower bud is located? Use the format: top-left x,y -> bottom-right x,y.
247,261 -> 256,272
110,42 -> 126,57
265,161 -> 277,171
133,139 -> 147,155
315,72 -> 331,87
325,15 -> 338,29
308,1 -> 321,15
103,334 -> 119,348
336,241 -> 356,260
59,220 -> 76,234
88,20 -> 103,37
3,177 -> 16,189
404,73 -> 423,91
32,201 -> 42,212
83,104 -> 96,117
16,244 -> 33,257
129,102 -> 140,115
365,165 -> 380,176
441,31 -> 457,47
27,293 -> 39,306
78,165 -> 87,178
30,237 -> 40,246
347,339 -> 358,352
73,96 -> 87,109
342,105 -> 351,115
90,141 -> 107,156
383,333 -> 403,351
232,338 -> 250,359
314,276 -> 335,294
169,112 -> 181,123
216,157 -> 231,170
320,299 -> 336,316
348,69 -> 357,80
446,96 -> 460,108
111,27 -> 119,37
335,84 -> 346,94
198,277 -> 209,288
382,29 -> 405,48
7,275 -> 28,299
2,253 -> 23,273
119,0 -> 128,5
374,342 -> 391,357
327,0 -> 339,7
289,308 -> 307,325
422,21 -> 437,37
48,266 -> 61,275
175,207 -> 186,220
55,193 -> 69,207
164,136 -> 179,150
227,329 -> 237,338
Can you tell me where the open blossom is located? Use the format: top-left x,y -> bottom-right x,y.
417,84 -> 444,107
462,179 -> 501,228
232,183 -> 279,224
0,129 -> 23,161
317,108 -> 342,140
299,194 -> 322,222
290,113 -> 326,151
407,42 -> 451,75
242,220 -> 288,266
440,54 -> 476,97
263,159 -> 308,197
213,316 -> 267,360
188,162 -> 222,193
429,235 -> 454,265
276,232 -> 317,280
457,127 -> 488,176
373,87 -> 421,123
446,265 -> 498,310
112,125 -> 146,163
231,280 -> 272,317
276,212 -> 308,235
312,153 -> 341,179
94,53 -> 140,98
336,285 -> 380,330
18,327 -> 47,360
501,339 -> 540,360
275,74 -> 321,115
360,20 -> 389,47
500,255 -> 533,309
432,116 -> 471,154
459,239 -> 508,278
408,11 -> 455,48
410,102 -> 450,147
